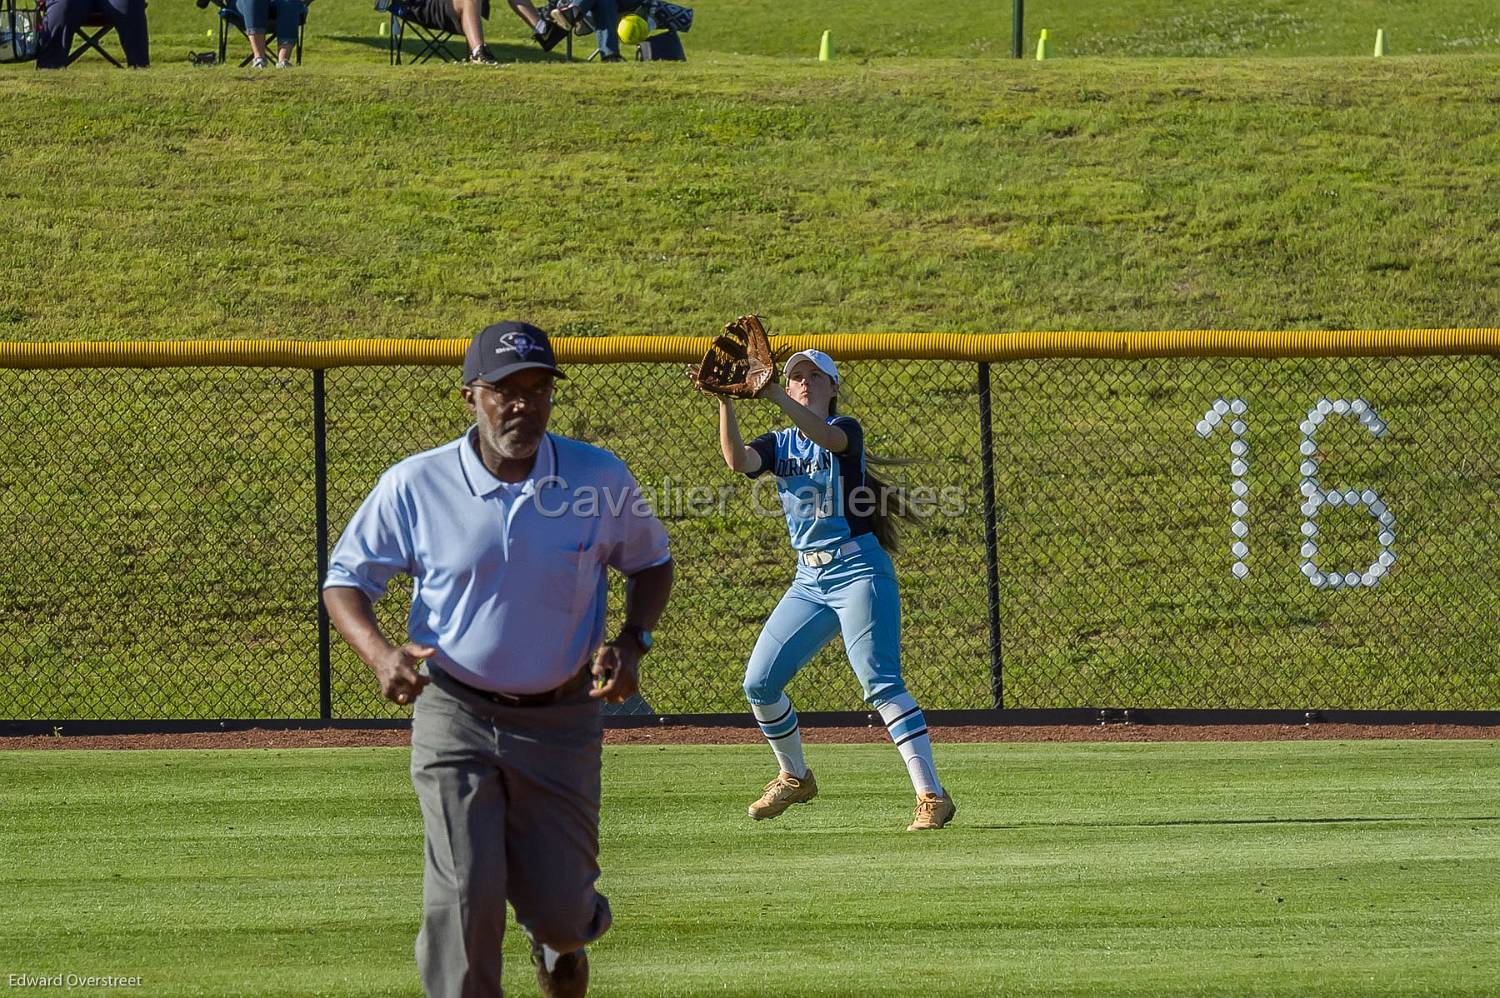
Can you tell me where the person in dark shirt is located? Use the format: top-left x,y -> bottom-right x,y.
36,0 -> 148,68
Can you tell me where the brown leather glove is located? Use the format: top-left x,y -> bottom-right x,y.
690,314 -> 775,399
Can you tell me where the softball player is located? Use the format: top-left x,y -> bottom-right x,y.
706,349 -> 955,831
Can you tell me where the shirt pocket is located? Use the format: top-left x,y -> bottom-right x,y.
543,542 -> 601,619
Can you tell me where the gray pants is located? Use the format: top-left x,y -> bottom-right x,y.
410,671 -> 611,998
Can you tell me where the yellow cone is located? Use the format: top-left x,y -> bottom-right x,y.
1373,28 -> 1386,56
1036,28 -> 1050,61
818,29 -> 831,62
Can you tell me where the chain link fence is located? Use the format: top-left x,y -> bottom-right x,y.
2,343 -> 1497,724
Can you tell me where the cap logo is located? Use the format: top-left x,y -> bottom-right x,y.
497,331 -> 539,358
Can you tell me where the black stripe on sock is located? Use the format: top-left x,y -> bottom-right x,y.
885,705 -> 922,727
894,727 -> 929,747
766,724 -> 801,741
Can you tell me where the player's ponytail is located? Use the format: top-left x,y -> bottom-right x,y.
829,398 -> 918,553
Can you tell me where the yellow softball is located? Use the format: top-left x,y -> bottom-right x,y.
618,13 -> 650,45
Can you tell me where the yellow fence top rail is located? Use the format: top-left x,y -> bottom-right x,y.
2,330 -> 1498,368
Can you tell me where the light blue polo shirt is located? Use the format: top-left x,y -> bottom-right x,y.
324,428 -> 671,695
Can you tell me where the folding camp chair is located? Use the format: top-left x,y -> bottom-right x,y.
535,0 -> 593,61
33,0 -> 145,66
540,0 -> 688,62
376,0 -> 485,65
67,9 -> 117,62
197,0 -> 309,67
0,0 -> 40,62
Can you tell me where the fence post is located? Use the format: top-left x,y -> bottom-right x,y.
313,368 -> 332,721
978,362 -> 1004,707
1012,0 -> 1024,59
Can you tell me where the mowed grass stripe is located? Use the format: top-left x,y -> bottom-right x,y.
1,740 -> 1496,995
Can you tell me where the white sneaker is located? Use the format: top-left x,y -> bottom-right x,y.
250,56 -> 270,69
275,58 -> 292,68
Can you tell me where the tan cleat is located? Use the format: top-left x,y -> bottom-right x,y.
748,769 -> 817,820
907,791 -> 956,831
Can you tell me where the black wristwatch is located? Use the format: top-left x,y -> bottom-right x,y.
617,624 -> 654,655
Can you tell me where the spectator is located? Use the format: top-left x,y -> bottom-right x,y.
548,0 -> 629,61
406,0 -> 497,63
507,0 -> 567,50
236,0 -> 302,68
36,0 -> 148,68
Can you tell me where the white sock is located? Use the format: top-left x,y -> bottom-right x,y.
878,693 -> 941,796
751,694 -> 807,778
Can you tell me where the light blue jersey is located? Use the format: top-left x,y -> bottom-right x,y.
737,406 -> 946,804
747,415 -> 873,552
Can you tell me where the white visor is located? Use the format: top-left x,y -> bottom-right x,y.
782,349 -> 839,384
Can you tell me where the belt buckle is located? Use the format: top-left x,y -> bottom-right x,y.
804,550 -> 833,567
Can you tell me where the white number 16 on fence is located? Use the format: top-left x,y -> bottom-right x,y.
1196,398 -> 1397,589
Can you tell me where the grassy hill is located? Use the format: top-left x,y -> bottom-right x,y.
2,29 -> 1498,718
3,57 -> 1497,343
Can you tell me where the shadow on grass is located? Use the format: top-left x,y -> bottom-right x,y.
326,34 -> 568,64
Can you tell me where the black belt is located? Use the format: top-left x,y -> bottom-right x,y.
436,664 -> 592,708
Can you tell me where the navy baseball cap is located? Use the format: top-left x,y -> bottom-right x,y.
463,321 -> 567,385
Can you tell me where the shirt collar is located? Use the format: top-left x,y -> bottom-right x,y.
460,427 -> 556,498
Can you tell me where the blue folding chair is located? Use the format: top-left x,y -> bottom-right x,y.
36,0 -> 146,66
199,0 -> 309,67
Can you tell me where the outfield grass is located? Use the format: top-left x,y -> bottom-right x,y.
1,740 -> 1497,996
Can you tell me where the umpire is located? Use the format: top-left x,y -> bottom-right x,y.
324,320 -> 674,998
